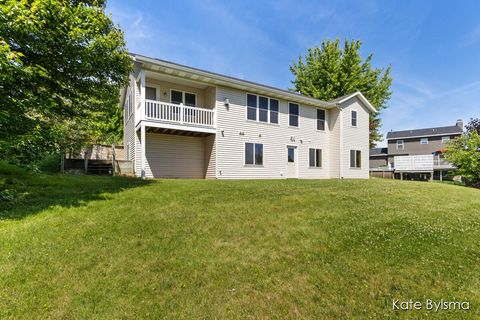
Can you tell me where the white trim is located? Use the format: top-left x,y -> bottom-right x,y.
387,132 -> 462,140
335,91 -> 377,113
133,54 -> 338,109
140,124 -> 146,179
135,120 -> 216,134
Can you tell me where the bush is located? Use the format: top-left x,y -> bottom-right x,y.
36,153 -> 61,173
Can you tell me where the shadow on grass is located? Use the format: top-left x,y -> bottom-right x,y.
0,162 -> 150,221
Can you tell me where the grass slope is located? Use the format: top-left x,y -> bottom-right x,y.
1,163 -> 480,319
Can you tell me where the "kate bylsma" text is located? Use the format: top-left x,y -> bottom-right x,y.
393,299 -> 470,311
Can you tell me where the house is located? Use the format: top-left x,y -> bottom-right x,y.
120,53 -> 376,179
369,120 -> 464,180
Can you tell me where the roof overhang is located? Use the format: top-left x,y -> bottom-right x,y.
335,91 -> 377,113
131,53 -> 339,109
386,132 -> 463,140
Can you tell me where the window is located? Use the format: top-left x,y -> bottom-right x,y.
245,143 -> 263,165
170,90 -> 197,106
246,94 -> 279,124
185,93 -> 196,107
309,148 -> 322,167
270,99 -> 279,124
289,103 -> 299,127
171,90 -> 183,104
351,110 -> 357,127
288,147 -> 295,162
247,94 -> 257,121
350,150 -> 361,168
396,140 -> 404,150
259,96 -> 269,122
146,86 -> 157,100
317,109 -> 326,131
124,89 -> 133,123
420,138 -> 428,145
442,136 -> 450,143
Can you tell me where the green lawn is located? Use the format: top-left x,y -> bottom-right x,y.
1,163 -> 480,319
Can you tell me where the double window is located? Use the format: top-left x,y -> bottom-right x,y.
351,110 -> 357,127
171,90 -> 196,107
289,103 -> 299,127
396,140 -> 404,150
245,143 -> 263,166
309,149 -> 322,167
442,136 -> 450,143
317,109 -> 326,131
420,138 -> 429,145
350,150 -> 361,168
246,94 -> 278,124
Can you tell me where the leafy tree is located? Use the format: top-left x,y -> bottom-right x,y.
445,132 -> 480,187
465,118 -> 480,134
290,39 -> 393,146
0,0 -> 131,165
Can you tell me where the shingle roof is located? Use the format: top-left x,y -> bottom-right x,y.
386,125 -> 463,140
370,147 -> 388,156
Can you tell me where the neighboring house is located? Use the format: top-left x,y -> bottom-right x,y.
120,53 -> 375,179
369,120 -> 463,180
369,147 -> 388,169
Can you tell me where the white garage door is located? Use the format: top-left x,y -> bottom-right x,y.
145,133 -> 205,178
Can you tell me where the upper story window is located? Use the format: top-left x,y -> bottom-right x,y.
350,150 -> 361,168
245,142 -> 263,166
289,103 -> 299,127
442,136 -> 450,143
351,110 -> 357,127
146,86 -> 157,100
317,109 -> 326,131
309,148 -> 322,167
246,94 -> 279,124
171,90 -> 196,107
396,140 -> 404,150
420,138 -> 429,145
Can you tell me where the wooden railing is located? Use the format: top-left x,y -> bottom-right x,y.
145,100 -> 215,127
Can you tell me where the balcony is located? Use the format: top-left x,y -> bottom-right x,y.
140,100 -> 216,134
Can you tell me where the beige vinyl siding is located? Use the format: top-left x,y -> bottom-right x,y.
145,79 -> 209,107
328,107 -> 341,178
123,75 -> 137,163
204,135 -> 216,179
142,133 -> 205,178
215,86 -> 330,179
339,97 -> 370,178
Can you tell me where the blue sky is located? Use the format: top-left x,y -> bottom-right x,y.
107,0 -> 480,146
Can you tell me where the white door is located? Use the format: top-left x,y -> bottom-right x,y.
286,146 -> 298,178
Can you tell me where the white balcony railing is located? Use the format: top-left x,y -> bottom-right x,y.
145,99 -> 215,128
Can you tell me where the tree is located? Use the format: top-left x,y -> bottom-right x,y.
290,39 -> 393,146
465,118 -> 480,135
445,132 -> 480,187
0,0 -> 131,165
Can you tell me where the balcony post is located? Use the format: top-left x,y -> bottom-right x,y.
140,123 -> 146,179
180,103 -> 184,124
139,70 -> 146,121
